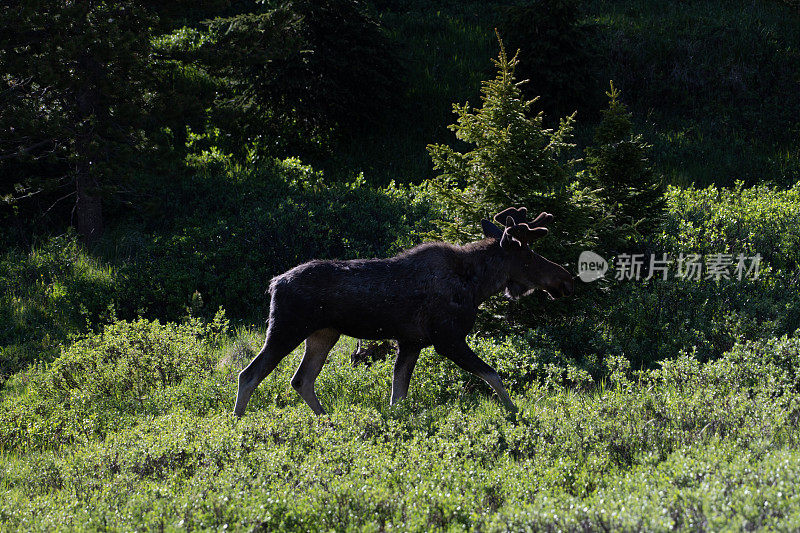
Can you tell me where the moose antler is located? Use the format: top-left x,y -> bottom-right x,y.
493,206 -> 553,246
494,207 -> 527,226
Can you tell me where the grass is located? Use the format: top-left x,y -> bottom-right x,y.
587,0 -> 800,186
2,318 -> 800,530
0,234 -> 118,385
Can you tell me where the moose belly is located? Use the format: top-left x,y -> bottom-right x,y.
322,294 -> 428,342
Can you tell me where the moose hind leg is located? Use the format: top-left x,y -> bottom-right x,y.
291,328 -> 340,415
234,325 -> 304,418
434,339 -> 518,413
391,343 -> 422,405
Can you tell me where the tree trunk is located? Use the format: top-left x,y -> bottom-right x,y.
74,54 -> 104,246
75,167 -> 103,246
74,122 -> 103,245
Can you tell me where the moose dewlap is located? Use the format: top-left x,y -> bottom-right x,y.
233,207 -> 574,416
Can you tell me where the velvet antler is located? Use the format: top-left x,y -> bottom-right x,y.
493,206 -> 552,246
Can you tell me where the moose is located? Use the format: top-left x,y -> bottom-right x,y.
234,207 -> 574,417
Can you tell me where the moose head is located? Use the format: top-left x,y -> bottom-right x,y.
481,207 -> 574,300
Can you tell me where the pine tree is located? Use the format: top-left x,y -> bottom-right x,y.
426,34 -> 603,259
585,82 -> 665,247
425,34 -> 611,330
0,0 -> 157,244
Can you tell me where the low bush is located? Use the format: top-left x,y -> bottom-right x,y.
2,330 -> 800,530
1,155 -> 433,384
0,312 -> 228,451
0,234 -> 117,383
112,157 -> 432,321
551,181 -> 800,370
662,182 -> 800,274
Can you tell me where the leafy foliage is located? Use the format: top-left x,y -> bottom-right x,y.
111,157 -> 432,321
202,0 -> 401,142
2,324 -> 800,529
581,182 -> 800,368
0,313 -> 228,451
662,182 -> 800,274
0,156 -> 433,379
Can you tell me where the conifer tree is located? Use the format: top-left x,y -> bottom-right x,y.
585,82 -> 665,246
426,34 -> 603,259
0,0 -> 157,244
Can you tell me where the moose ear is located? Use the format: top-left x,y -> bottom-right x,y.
500,227 -> 521,249
481,219 -> 504,240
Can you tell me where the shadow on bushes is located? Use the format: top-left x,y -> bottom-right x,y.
108,157 -> 433,321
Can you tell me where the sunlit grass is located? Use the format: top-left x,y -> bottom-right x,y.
2,318 -> 800,530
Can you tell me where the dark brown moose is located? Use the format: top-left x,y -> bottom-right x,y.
234,207 -> 574,416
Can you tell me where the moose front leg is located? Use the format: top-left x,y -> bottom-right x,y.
390,342 -> 423,405
434,338 -> 518,413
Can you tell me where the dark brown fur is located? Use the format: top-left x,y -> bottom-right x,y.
233,213 -> 573,416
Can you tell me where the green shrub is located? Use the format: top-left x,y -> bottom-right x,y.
202,0 -> 401,137
662,182 -> 800,274
111,157 -> 432,321
0,234 -> 117,383
0,312 -> 228,451
572,181 -> 800,369
1,156 -> 432,382
3,331 -> 800,531
654,335 -> 800,397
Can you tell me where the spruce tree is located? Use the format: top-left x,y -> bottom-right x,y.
0,0 -> 157,244
585,82 -> 665,247
425,35 -> 610,330
426,34 -> 603,260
